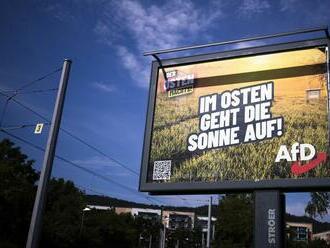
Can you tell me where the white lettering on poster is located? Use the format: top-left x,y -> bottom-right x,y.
188,82 -> 284,152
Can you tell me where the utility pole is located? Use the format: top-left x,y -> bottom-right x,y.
207,196 -> 212,248
163,220 -> 166,248
202,232 -> 205,248
149,234 -> 152,248
160,207 -> 165,248
26,59 -> 72,248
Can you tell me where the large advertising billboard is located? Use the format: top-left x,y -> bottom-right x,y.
140,39 -> 330,193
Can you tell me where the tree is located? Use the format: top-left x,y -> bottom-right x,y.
214,194 -> 253,248
286,238 -> 330,248
0,139 -> 38,248
167,227 -> 202,248
79,210 -> 140,248
41,178 -> 85,248
1,138 -> 203,248
134,216 -> 162,248
305,192 -> 330,218
308,238 -> 330,248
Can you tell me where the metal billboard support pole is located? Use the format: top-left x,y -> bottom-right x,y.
207,196 -> 212,248
254,190 -> 285,248
26,59 -> 72,248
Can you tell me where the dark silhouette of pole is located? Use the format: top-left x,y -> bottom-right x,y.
149,234 -> 152,248
207,196 -> 212,248
26,59 -> 72,248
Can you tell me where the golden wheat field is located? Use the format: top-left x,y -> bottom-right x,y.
148,48 -> 330,183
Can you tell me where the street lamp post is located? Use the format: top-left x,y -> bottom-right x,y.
149,234 -> 152,248
80,207 -> 91,236
162,215 -> 169,248
163,220 -> 167,248
207,197 -> 212,248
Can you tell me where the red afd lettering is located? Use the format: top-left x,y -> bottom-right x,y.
291,152 -> 327,175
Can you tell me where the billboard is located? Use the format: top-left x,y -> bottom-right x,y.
140,39 -> 330,193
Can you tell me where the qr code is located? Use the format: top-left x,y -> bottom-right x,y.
153,160 -> 171,180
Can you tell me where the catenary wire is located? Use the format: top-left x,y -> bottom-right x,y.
0,89 -> 139,176
2,88 -> 58,95
16,67 -> 62,91
0,74 -> 207,205
0,123 -> 50,131
0,129 -> 167,206
0,89 -> 210,205
0,67 -> 196,206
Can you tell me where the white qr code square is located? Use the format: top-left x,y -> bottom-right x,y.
153,160 -> 171,180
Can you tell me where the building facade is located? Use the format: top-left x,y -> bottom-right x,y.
286,221 -> 313,242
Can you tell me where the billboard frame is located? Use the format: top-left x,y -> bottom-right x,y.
139,37 -> 330,195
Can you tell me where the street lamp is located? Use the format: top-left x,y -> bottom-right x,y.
162,216 -> 169,248
80,207 -> 91,235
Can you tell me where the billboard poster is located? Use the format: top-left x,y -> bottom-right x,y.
141,43 -> 330,192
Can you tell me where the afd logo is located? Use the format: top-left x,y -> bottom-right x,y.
275,143 -> 326,175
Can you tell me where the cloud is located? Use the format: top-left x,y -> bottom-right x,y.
43,3 -> 75,22
94,0 -> 224,88
279,0 -> 298,12
286,202 -> 307,216
278,0 -> 330,25
93,81 -> 116,93
93,21 -> 112,45
116,45 -> 150,88
112,0 -> 223,52
238,0 -> 270,18
73,156 -> 118,169
72,156 -> 134,178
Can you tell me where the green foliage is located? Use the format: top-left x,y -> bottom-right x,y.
0,139 -> 38,247
166,227 -> 202,248
41,178 -> 85,248
3,138 -> 330,247
305,192 -> 330,218
134,216 -> 162,248
0,138 -> 163,248
78,211 -> 138,248
214,194 -> 253,248
286,239 -> 330,248
308,239 -> 330,248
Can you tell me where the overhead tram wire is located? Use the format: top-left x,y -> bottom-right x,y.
0,89 -> 199,206
0,129 -> 166,206
0,123 -> 51,131
75,184 -> 161,206
0,89 -> 139,176
0,68 -> 199,207
75,183 -> 146,201
61,129 -> 139,176
2,88 -> 58,95
0,129 -> 135,195
0,77 -> 199,205
0,90 -> 192,206
1,69 -> 137,176
0,67 -> 61,126
0,93 -> 199,205
16,67 -> 62,91
0,94 -> 204,206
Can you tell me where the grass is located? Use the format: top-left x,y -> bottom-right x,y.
149,88 -> 330,182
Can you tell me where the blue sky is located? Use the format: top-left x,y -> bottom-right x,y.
1,0 -> 330,219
